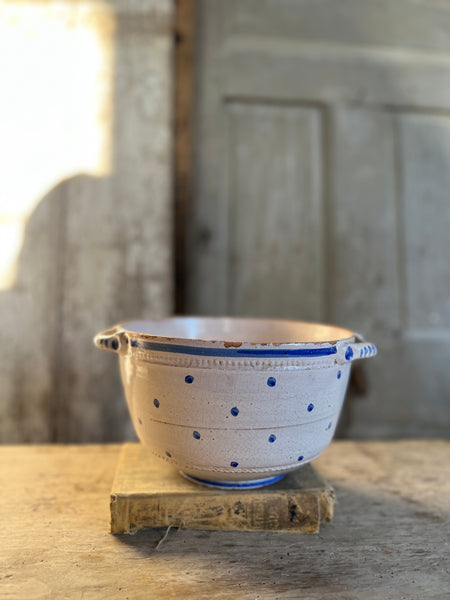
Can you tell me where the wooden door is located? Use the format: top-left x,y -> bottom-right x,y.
187,0 -> 450,437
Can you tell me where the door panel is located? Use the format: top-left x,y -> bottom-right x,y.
330,107 -> 400,336
228,103 -> 323,318
189,0 -> 450,437
224,0 -> 450,53
400,114 -> 450,333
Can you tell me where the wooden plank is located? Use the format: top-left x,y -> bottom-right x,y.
185,0 -> 230,315
328,107 -> 400,336
345,112 -> 450,439
0,0 -> 174,443
227,103 -> 323,319
110,443 -> 334,533
327,107 -> 450,438
225,41 -> 450,111
1,442 -> 450,599
327,107 -> 400,437
0,196 -> 64,442
224,0 -> 450,53
348,111 -> 450,438
54,1 -> 174,442
399,112 -> 450,333
0,2 -> 115,443
174,0 -> 196,313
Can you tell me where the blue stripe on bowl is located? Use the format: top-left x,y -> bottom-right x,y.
180,472 -> 286,489
131,340 -> 337,358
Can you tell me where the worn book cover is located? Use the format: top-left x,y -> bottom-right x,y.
110,443 -> 335,534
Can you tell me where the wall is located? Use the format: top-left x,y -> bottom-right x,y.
0,0 -> 174,442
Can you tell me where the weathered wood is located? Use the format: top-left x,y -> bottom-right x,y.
111,443 -> 334,533
225,0 -> 450,53
188,0 -> 450,438
399,112 -> 450,333
174,0 -> 196,313
329,107 -> 400,336
0,195 -> 64,442
186,0 -> 229,315
0,0 -> 174,443
55,1 -> 174,442
227,103 -> 324,319
225,40 -> 450,111
330,108 -> 450,438
1,442 -> 449,599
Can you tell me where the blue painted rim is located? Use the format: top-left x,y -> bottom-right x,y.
180,472 -> 286,489
129,339 -> 337,358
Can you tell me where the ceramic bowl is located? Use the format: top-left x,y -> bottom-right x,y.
95,317 -> 377,489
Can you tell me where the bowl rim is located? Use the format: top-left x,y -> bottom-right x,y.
116,316 -> 356,348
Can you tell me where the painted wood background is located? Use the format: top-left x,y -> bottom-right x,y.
1,0 -> 449,443
187,0 -> 450,438
0,0 -> 174,442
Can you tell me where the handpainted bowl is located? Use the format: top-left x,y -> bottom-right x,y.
95,317 -> 377,489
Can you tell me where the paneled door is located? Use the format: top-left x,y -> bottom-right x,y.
186,0 -> 450,438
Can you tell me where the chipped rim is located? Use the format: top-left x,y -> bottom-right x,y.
93,316 -> 381,366
95,316 -> 356,356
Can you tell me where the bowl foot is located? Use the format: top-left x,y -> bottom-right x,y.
179,471 -> 285,490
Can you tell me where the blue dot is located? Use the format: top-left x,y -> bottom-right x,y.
230,461 -> 239,468
267,377 -> 276,387
337,370 -> 342,379
297,455 -> 304,462
138,417 -> 142,425
327,421 -> 332,430
230,407 -> 239,417
268,434 -> 276,443
104,339 -> 109,348
307,403 -> 314,412
193,430 -> 200,439
165,451 -> 172,458
111,338 -> 119,350
153,398 -> 160,408
185,375 -> 194,384
345,346 -> 354,361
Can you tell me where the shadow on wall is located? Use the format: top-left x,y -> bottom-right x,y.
0,1 -> 174,443
1,176 -> 128,443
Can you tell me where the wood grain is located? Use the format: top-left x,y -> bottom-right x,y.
1,441 -> 449,599
188,0 -> 450,439
174,0 -> 196,313
227,103 -> 324,320
54,1 -> 174,443
0,0 -> 174,443
110,443 -> 334,533
400,112 -> 450,332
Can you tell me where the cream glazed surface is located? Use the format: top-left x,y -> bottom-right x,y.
95,317 -> 377,489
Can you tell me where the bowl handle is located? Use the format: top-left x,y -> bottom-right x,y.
94,326 -> 126,353
336,334 -> 378,364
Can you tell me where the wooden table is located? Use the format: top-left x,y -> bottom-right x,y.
1,441 -> 449,599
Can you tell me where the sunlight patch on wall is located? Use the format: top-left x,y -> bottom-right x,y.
0,1 -> 115,289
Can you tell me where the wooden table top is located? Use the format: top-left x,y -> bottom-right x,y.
1,441 -> 449,599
